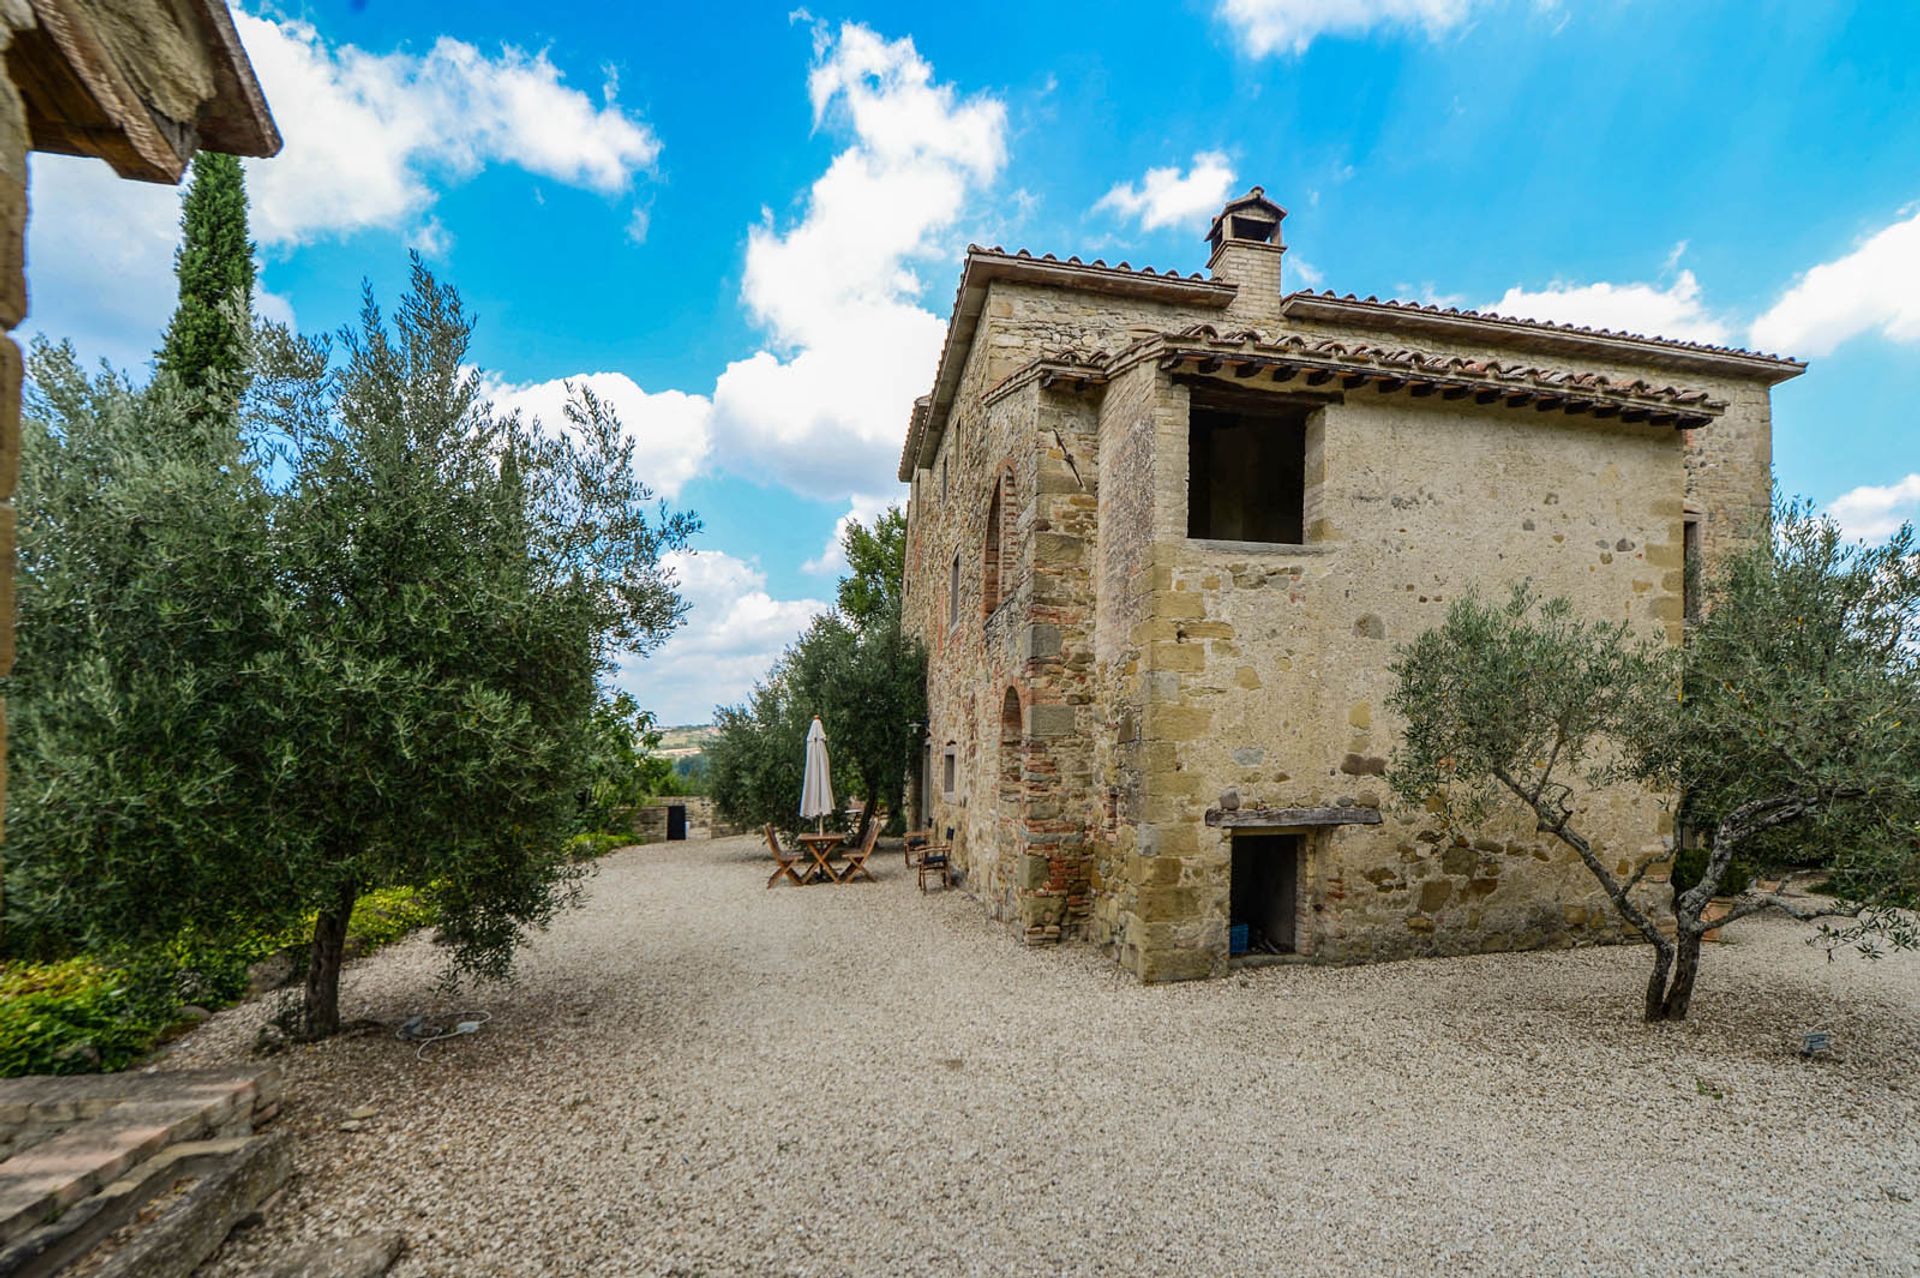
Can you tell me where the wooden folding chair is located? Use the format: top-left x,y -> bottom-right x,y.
765,824 -> 806,889
917,842 -> 952,893
903,829 -> 930,868
839,818 -> 881,884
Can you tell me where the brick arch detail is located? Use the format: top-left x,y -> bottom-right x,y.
981,461 -> 1019,618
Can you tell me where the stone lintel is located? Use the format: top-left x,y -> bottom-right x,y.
1203,806 -> 1382,829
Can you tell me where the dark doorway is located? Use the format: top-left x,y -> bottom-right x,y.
1230,833 -> 1300,955
666,804 -> 687,841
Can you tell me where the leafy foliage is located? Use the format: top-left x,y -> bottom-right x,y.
7,343 -> 285,957
709,507 -> 925,834
246,256 -> 697,1032
579,691 -> 680,832
9,253 -> 697,1040
156,152 -> 255,414
1387,502 -> 1920,1021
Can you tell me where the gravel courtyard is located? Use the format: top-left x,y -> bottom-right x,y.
173,834 -> 1920,1276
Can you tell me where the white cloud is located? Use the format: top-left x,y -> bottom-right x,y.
484,372 -> 712,500
24,10 -> 660,370
1217,0 -> 1481,55
1828,475 -> 1920,544
803,491 -> 901,574
1094,151 -> 1237,233
708,21 -> 1006,500
616,550 -> 832,725
232,9 -> 659,246
23,154 -> 183,369
1483,270 -> 1734,346
1749,205 -> 1920,358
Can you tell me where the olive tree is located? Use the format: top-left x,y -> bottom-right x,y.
1387,504 -> 1920,1022
250,257 -> 697,1036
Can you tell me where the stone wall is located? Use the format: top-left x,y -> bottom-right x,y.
629,796 -> 737,843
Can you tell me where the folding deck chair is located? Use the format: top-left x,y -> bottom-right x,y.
838,818 -> 880,884
765,824 -> 806,889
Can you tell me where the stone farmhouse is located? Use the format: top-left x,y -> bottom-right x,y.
899,188 -> 1804,982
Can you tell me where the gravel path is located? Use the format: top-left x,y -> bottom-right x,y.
173,835 -> 1920,1276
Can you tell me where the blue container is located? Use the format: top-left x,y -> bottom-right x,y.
1229,923 -> 1250,956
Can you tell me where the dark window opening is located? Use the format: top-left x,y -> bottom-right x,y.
1682,517 -> 1701,621
666,804 -> 687,841
942,745 -> 957,796
1188,400 -> 1309,544
1230,833 -> 1300,956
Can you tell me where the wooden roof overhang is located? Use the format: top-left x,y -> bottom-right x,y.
897,248 -> 1235,480
1142,325 -> 1731,429
7,0 -> 281,183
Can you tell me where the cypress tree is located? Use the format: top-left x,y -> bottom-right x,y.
156,152 -> 255,408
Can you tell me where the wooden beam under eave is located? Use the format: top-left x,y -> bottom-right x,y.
1440,386 -> 1470,401
1204,806 -> 1385,829
1619,408 -> 1651,423
1473,389 -> 1500,405
1270,366 -> 1299,383
1532,397 -> 1565,412
1305,370 -> 1335,386
1232,361 -> 1261,378
1196,357 -> 1223,374
1408,383 -> 1436,398
1588,404 -> 1621,419
1340,373 -> 1370,390
1372,377 -> 1406,393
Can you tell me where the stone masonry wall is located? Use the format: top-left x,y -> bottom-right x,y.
905,259 -> 1785,980
1115,380 -> 1688,981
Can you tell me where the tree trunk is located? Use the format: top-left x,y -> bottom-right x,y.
1659,929 -> 1706,1021
302,879 -> 358,1040
1642,942 -> 1675,1022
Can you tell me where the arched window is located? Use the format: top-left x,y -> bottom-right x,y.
982,483 -> 1002,615
998,686 -> 1023,818
982,469 -> 1017,618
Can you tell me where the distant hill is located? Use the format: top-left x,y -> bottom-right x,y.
657,723 -> 717,757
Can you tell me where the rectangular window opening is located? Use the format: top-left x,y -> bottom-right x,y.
942,747 -> 957,797
1187,398 -> 1310,544
1230,833 -> 1300,956
1682,517 -> 1701,622
948,552 -> 961,628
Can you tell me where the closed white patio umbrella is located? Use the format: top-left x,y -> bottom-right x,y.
799,715 -> 834,832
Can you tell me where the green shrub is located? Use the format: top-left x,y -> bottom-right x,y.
1672,845 -> 1753,899
0,959 -> 171,1076
347,886 -> 437,950
0,885 -> 438,1078
568,831 -> 634,861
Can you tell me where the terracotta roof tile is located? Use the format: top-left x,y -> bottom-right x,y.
1284,290 -> 1801,366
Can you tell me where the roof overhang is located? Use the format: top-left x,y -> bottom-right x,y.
1144,324 -> 1730,428
1280,292 -> 1805,385
897,248 -> 1236,480
979,324 -> 1734,431
8,0 -> 280,183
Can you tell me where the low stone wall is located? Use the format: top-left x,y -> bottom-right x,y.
627,797 -> 741,842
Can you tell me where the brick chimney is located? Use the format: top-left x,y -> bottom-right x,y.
1206,187 -> 1286,323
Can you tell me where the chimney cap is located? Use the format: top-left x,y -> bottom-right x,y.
1206,186 -> 1287,252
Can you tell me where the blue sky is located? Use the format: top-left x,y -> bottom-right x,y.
28,0 -> 1920,723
